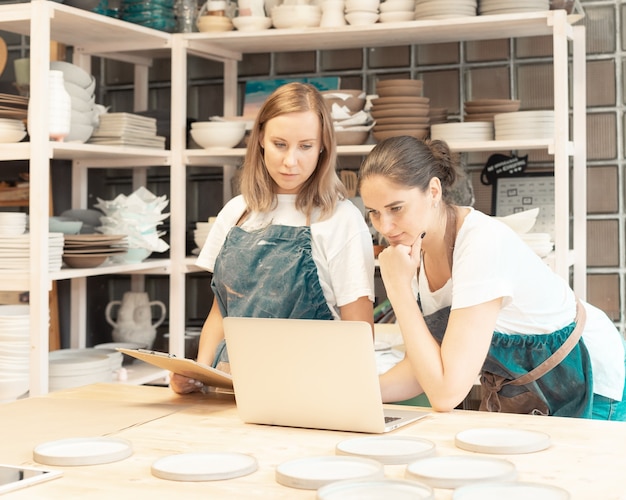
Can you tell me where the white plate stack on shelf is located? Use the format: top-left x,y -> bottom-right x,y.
414,0 -> 477,20
62,234 -> 128,269
379,0 -> 415,23
478,0 -> 549,15
464,98 -> 520,122
494,110 -> 555,141
0,116 -> 26,143
48,349 -> 113,392
0,216 -> 64,272
371,79 -> 430,142
0,305 -> 32,402
88,112 -> 166,149
430,121 -> 494,142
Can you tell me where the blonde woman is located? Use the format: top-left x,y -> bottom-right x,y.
171,82 -> 375,394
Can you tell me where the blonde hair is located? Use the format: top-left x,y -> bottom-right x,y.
239,82 -> 346,219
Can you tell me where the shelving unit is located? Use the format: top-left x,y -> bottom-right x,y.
175,9 -> 586,295
0,3 -> 585,397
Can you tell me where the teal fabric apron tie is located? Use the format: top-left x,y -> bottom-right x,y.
211,222 -> 333,367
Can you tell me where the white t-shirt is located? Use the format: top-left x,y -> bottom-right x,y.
196,194 -> 376,319
417,208 -> 625,401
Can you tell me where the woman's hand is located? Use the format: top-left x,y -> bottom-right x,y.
378,233 -> 424,297
169,372 -> 204,394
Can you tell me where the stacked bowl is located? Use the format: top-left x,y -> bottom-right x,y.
415,0 -> 477,20
196,13 -> 234,31
0,118 -> 26,143
345,0 -> 380,25
271,3 -> 322,28
193,217 -> 216,252
371,79 -> 430,142
0,305 -> 32,402
464,98 -> 520,122
379,0 -> 415,23
321,89 -> 372,146
51,61 -> 97,143
0,211 -> 27,236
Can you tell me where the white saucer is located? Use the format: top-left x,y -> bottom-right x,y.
455,427 -> 551,454
336,435 -> 436,465
318,478 -> 435,499
33,437 -> 133,466
405,455 -> 516,489
275,455 -> 384,490
151,452 -> 258,481
453,481 -> 570,499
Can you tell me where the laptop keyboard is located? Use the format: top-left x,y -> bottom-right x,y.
384,416 -> 401,423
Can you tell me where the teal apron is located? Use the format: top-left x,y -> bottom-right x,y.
421,303 -> 593,418
210,220 -> 334,367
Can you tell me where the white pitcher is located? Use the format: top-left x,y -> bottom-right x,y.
105,292 -> 166,349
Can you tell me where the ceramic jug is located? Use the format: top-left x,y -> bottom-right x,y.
105,292 -> 166,349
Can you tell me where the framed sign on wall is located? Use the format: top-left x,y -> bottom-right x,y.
492,172 -> 555,239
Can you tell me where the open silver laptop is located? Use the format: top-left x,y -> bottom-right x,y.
222,317 -> 429,433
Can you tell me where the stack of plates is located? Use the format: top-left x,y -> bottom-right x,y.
520,232 -> 553,257
0,232 -> 64,272
0,211 -> 27,236
431,121 -> 493,142
62,234 -> 128,269
479,0 -> 549,15
494,110 -> 554,140
0,305 -> 31,402
415,0 -> 477,20
89,112 -> 166,149
0,117 -> 26,143
48,349 -> 113,392
372,79 -> 429,142
464,99 -> 520,122
0,93 -> 28,121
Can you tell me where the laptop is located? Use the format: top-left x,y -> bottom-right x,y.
222,317 -> 430,433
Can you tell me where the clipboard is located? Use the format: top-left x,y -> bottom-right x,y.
117,348 -> 233,390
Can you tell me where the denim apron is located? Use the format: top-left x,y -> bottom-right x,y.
421,302 -> 593,417
210,218 -> 334,368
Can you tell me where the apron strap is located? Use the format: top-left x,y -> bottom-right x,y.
509,299 -> 586,386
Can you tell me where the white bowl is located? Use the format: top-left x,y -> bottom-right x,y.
190,122 -> 246,148
0,129 -> 27,143
0,377 -> 29,402
196,15 -> 234,32
380,0 -> 414,12
64,80 -> 94,102
494,208 -> 540,234
271,5 -> 322,28
345,11 -> 379,25
50,61 -> 93,88
233,15 -> 272,31
65,123 -> 94,143
345,0 -> 379,12
380,10 -> 414,22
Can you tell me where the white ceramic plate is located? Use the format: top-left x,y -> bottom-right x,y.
405,455 -> 516,489
33,437 -> 133,466
151,452 -> 258,481
453,481 -> 570,499
455,427 -> 551,454
336,436 -> 436,465
275,455 -> 384,490
318,478 -> 435,499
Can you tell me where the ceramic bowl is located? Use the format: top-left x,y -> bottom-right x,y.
49,217 -> 83,234
379,0 -> 415,12
232,15 -> 272,31
345,11 -> 380,25
345,0 -> 379,12
271,5 -> 322,28
190,121 -> 246,148
62,254 -> 108,268
65,123 -> 94,143
335,128 -> 370,145
321,89 -> 366,113
50,61 -> 93,88
196,15 -> 234,32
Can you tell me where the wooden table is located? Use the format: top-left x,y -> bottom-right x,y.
1,383 -> 624,499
